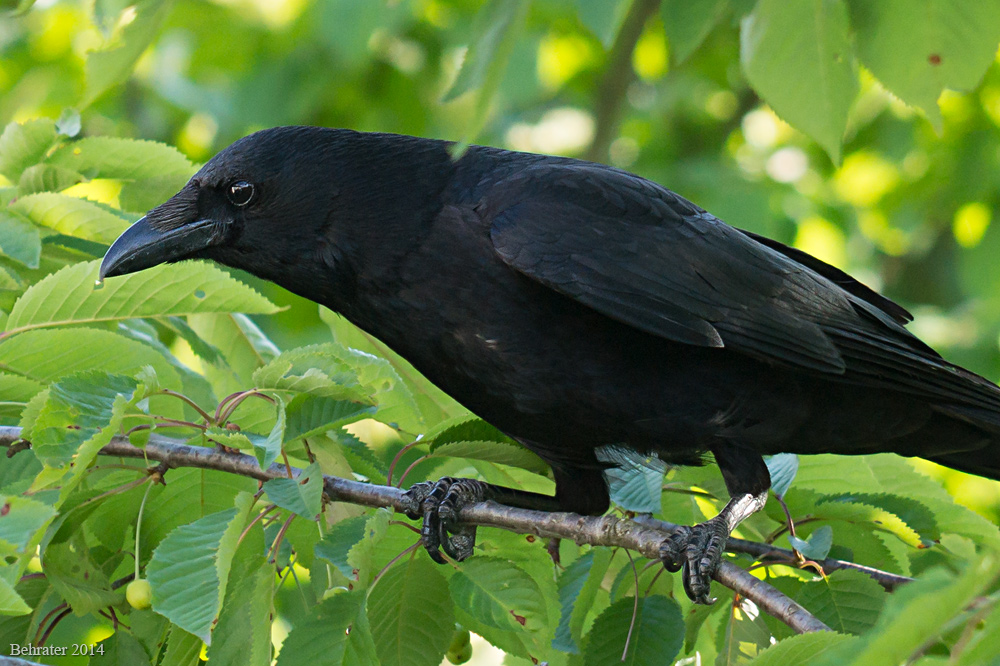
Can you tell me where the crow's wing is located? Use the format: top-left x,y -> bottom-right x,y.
486,162 -> 1000,413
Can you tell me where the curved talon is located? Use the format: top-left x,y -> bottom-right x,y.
659,519 -> 729,605
402,477 -> 485,563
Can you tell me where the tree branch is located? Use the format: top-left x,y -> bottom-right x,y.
633,516 -> 913,591
2,425 -> 857,634
585,0 -> 662,163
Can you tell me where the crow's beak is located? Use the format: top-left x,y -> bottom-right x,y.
100,217 -> 221,280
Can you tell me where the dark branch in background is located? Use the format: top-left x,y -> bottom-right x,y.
3,426 -> 912,635
585,0 -> 662,163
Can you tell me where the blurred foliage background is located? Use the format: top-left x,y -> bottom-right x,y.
5,0 -> 1000,661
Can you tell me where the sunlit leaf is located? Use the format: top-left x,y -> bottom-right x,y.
847,0 -> 1000,129
741,0 -> 856,162
746,632 -> 854,666
5,259 -> 279,335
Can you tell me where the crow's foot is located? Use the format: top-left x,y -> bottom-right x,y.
401,477 -> 487,563
659,518 -> 729,604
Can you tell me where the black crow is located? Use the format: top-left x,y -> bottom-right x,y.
100,127 -> 1000,603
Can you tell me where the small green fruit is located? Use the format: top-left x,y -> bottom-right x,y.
446,628 -> 472,664
126,579 -> 153,610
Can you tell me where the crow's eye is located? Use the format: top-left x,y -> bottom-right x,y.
226,181 -> 255,206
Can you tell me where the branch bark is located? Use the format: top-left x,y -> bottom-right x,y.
1,425 -> 867,635
585,0 -> 662,163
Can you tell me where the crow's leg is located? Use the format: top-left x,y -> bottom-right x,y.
660,442 -> 771,604
401,466 -> 609,563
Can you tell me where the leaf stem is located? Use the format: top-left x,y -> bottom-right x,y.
134,478 -> 155,581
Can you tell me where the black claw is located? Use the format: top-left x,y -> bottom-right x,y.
659,519 -> 728,604
401,477 -> 486,563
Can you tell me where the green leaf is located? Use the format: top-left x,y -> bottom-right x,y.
368,556 -> 455,666
0,495 -> 56,561
0,328 -> 181,390
553,550 -> 594,653
954,600 -> 1000,666
0,575 -> 30,615
578,0 -> 629,47
249,395 -> 285,469
188,312 -> 279,385
583,595 -> 684,666
252,344 -> 374,403
347,508 -> 391,587
606,461 -> 664,513
10,193 -> 133,244
0,119 -> 57,181
29,371 -> 137,465
46,136 -> 194,181
161,626 -> 203,666
789,524 -> 833,560
320,305 -> 462,426
426,415 -> 548,474
793,569 -> 885,635
161,316 -> 224,366
42,530 -> 122,615
662,0 -> 729,64
141,468 -> 257,560
5,259 -> 279,334
206,523 -> 273,666
766,453 -> 798,499
444,0 -> 529,149
449,557 -> 547,634
740,0 -> 857,162
315,515 -> 367,579
90,631 -> 152,666
847,0 -> 1000,130
284,394 -> 376,442
0,371 -> 42,417
0,210 -> 41,269
147,505 -> 246,644
570,547 -> 613,651
17,164 -> 84,194
794,455 -> 999,547
263,462 -> 323,518
82,0 -> 177,107
746,632 -> 854,666
718,597 -> 773,664
812,557 -> 1000,666
276,591 -> 379,666
55,108 -> 80,138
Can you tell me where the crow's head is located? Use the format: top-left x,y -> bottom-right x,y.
100,126 -> 359,284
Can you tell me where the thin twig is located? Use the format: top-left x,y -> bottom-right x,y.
0,427 -> 859,634
622,549 -> 641,661
158,389 -> 214,423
